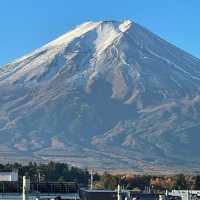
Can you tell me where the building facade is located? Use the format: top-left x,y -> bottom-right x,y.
0,171 -> 18,182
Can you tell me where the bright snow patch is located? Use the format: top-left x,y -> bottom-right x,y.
119,20 -> 133,32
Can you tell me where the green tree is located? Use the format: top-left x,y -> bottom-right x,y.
175,174 -> 187,189
100,172 -> 119,190
195,176 -> 200,189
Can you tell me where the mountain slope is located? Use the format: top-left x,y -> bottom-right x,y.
0,20 -> 200,172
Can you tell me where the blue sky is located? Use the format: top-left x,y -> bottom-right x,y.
0,0 -> 199,65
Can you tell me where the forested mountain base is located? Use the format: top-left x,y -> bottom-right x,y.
1,162 -> 200,192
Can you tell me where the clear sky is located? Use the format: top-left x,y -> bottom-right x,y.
0,0 -> 199,65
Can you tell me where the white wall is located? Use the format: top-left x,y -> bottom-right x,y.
169,190 -> 200,200
0,172 -> 18,182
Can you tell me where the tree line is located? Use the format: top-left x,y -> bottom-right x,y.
94,172 -> 200,191
1,162 -> 200,192
0,162 -> 90,186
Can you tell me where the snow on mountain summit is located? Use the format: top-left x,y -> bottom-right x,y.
46,20 -> 133,48
119,20 -> 133,32
0,20 -> 135,84
0,19 -> 200,96
45,21 -> 102,48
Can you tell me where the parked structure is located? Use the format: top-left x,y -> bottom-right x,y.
131,192 -> 159,200
79,189 -> 161,200
79,189 -> 120,200
79,189 -> 183,200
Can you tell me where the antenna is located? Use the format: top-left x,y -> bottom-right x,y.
117,184 -> 121,200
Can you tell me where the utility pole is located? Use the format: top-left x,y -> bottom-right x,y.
38,172 -> 41,183
22,176 -> 30,200
117,184 -> 121,200
187,190 -> 190,200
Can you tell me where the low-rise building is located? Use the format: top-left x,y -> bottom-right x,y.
79,189 -> 160,200
0,171 -> 18,182
79,189 -> 119,200
169,190 -> 200,200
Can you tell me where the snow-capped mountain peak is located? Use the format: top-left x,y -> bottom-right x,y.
0,20 -> 135,85
45,20 -> 133,48
1,20 -> 200,171
45,21 -> 101,48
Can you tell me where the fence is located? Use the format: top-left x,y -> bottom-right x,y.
0,193 -> 80,199
0,181 -> 78,193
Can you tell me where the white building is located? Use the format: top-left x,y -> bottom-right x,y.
0,171 -> 18,182
169,190 -> 200,200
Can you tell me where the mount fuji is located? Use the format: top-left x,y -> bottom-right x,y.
1,20 -> 200,173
